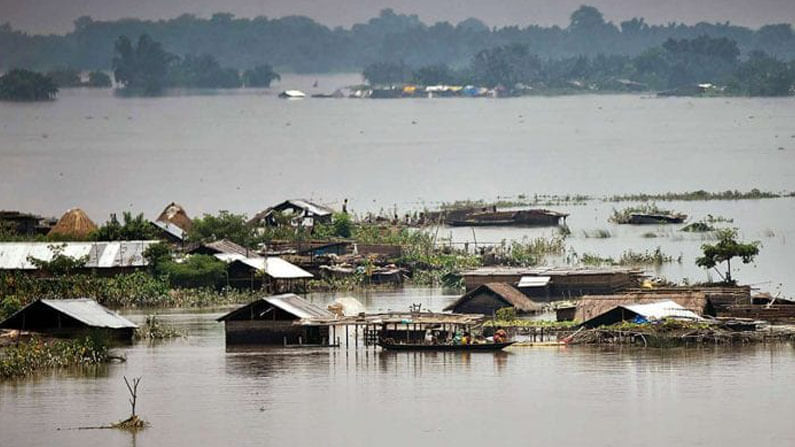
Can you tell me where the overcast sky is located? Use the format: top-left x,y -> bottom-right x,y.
2,0 -> 794,34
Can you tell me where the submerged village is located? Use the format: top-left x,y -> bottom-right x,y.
2,192 -> 795,380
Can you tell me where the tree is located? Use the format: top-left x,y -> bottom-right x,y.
113,34 -> 175,94
27,244 -> 88,276
242,64 -> 281,87
87,71 -> 112,87
731,51 -> 794,96
92,212 -> 160,241
470,43 -> 541,89
362,61 -> 412,86
0,69 -> 58,101
189,211 -> 254,247
695,228 -> 760,283
412,64 -> 458,85
167,53 -> 241,88
46,67 -> 82,87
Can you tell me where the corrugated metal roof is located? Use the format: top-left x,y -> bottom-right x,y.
152,220 -> 185,240
0,241 -> 158,270
40,299 -> 137,328
266,294 -> 332,319
462,266 -> 641,277
216,293 -> 332,321
623,300 -> 703,321
213,253 -> 313,279
282,199 -> 333,216
518,276 -> 551,288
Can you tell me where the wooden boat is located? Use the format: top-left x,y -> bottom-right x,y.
626,213 -> 687,224
447,209 -> 568,227
378,340 -> 515,351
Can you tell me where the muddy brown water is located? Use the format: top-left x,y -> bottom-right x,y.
1,290 -> 794,447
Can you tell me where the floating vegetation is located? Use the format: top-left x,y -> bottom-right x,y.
488,236 -> 566,266
583,229 -> 612,238
681,221 -> 715,232
134,315 -> 184,340
577,247 -> 681,267
641,232 -> 658,238
609,203 -> 684,224
704,214 -> 734,223
618,248 -> 682,266
607,188 -> 784,202
0,335 -> 109,379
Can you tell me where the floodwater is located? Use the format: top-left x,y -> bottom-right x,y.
1,302 -> 794,447
1,73 -> 794,294
3,75 -> 795,445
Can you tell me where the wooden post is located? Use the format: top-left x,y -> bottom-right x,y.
354,324 -> 358,348
283,336 -> 287,346
345,325 -> 349,349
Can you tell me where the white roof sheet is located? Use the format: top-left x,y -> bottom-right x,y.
213,254 -> 313,279
518,276 -> 551,288
152,220 -> 185,240
265,294 -> 332,319
622,300 -> 703,321
0,241 -> 158,270
40,299 -> 137,329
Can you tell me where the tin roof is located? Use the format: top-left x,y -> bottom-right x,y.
462,266 -> 641,277
151,220 -> 186,241
518,276 -> 551,288
0,298 -> 137,329
213,253 -> 313,279
216,293 -> 333,321
0,241 -> 158,270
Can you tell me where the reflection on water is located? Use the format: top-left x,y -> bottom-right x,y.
2,310 -> 794,447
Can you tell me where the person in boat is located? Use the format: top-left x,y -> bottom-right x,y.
461,332 -> 472,345
493,327 -> 508,343
424,330 -> 436,345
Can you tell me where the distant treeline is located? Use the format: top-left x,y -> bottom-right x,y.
364,36 -> 795,95
2,6 -> 795,73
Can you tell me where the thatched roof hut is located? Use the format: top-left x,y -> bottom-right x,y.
48,208 -> 97,239
156,202 -> 192,232
574,291 -> 715,323
444,282 -> 543,315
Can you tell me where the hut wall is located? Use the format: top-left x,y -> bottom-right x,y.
224,320 -> 328,344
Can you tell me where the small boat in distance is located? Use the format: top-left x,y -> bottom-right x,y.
447,208 -> 568,227
625,213 -> 687,224
378,340 -> 515,351
279,90 -> 306,99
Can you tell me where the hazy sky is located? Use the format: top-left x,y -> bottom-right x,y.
2,0 -> 794,34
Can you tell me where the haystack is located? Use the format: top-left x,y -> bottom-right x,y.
48,208 -> 97,238
156,202 -> 192,232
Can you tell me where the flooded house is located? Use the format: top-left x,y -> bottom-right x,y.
447,208 -> 568,227
248,199 -> 333,229
0,240 -> 158,276
461,266 -> 643,299
190,239 -> 313,291
0,298 -> 137,340
579,300 -> 703,328
574,291 -> 715,323
444,283 -> 542,315
216,294 -> 334,345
